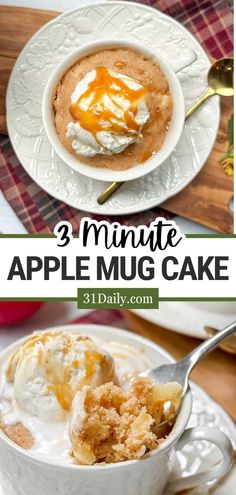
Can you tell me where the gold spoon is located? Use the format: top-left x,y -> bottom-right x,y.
97,58 -> 234,205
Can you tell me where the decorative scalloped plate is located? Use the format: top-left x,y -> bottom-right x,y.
6,1 -> 220,215
0,383 -> 235,495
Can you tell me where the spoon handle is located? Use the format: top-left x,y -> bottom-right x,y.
185,87 -> 215,120
184,320 -> 236,373
97,87 -> 216,205
97,181 -> 123,205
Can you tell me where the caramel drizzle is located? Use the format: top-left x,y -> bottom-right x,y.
69,67 -> 146,136
7,332 -> 107,412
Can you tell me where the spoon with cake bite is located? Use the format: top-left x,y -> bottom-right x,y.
97,57 -> 234,205
141,319 -> 236,436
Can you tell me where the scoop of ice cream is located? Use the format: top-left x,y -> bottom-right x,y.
6,332 -> 117,422
66,67 -> 150,157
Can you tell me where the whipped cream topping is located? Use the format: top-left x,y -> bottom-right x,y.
0,334 -> 152,464
66,67 -> 150,157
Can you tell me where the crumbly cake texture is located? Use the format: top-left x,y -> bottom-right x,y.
53,48 -> 173,171
0,335 -> 182,464
0,422 -> 34,449
70,377 -> 180,465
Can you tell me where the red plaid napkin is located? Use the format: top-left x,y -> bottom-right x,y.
71,309 -> 126,327
0,0 -> 233,233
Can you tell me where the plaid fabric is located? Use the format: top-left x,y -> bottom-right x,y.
0,0 -> 233,233
71,309 -> 126,327
71,309 -> 138,339
132,0 -> 233,59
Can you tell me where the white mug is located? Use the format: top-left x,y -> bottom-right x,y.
42,39 -> 186,183
0,325 -> 233,495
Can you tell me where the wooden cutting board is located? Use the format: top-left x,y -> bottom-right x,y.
0,6 -> 233,233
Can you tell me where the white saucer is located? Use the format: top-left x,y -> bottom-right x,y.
0,382 -> 235,495
132,302 -> 236,339
6,1 -> 219,215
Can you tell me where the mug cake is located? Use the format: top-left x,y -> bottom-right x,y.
0,331 -> 181,465
53,48 -> 173,171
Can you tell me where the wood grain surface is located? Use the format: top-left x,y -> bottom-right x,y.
124,311 -> 236,422
162,96 -> 234,234
0,5 -> 233,233
0,6 -> 58,134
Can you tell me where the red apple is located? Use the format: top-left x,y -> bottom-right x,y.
0,302 -> 44,326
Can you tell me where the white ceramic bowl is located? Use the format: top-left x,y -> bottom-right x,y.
42,39 -> 185,182
0,325 -> 232,495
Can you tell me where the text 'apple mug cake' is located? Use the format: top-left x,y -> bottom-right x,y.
0,331 -> 182,465
53,49 -> 173,171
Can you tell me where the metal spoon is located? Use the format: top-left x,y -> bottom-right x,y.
97,58 -> 234,205
205,325 -> 236,355
185,57 -> 233,119
141,319 -> 236,436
